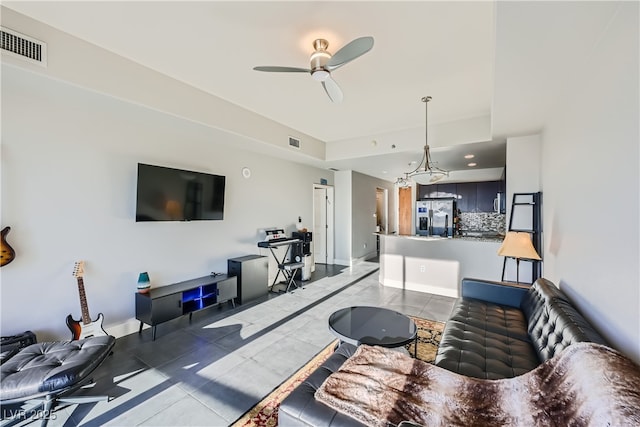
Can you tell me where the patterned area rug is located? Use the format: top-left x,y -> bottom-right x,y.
405,317 -> 445,363
231,316 -> 445,427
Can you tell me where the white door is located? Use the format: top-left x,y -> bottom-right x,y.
313,185 -> 334,264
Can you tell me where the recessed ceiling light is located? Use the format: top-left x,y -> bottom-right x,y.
382,170 -> 388,174
464,154 -> 475,159
467,162 -> 477,167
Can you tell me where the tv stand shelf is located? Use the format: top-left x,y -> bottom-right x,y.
135,274 -> 237,340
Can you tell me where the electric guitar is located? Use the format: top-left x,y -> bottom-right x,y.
0,227 -> 15,267
66,261 -> 108,340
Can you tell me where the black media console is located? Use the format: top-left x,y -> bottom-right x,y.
135,274 -> 237,340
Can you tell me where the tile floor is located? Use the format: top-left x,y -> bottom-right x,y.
10,261 -> 456,427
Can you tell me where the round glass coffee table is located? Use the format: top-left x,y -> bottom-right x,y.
328,306 -> 417,357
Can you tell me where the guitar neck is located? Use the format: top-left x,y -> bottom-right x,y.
76,277 -> 92,325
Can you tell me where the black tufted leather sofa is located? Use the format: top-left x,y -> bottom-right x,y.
279,342 -> 362,426
278,278 -> 607,426
434,277 -> 607,379
1,335 -> 115,426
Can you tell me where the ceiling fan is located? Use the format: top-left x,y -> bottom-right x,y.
253,36 -> 374,103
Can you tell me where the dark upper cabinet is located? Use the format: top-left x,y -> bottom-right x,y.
417,183 -> 458,200
417,186 -> 431,199
476,181 -> 500,212
418,185 -> 437,199
456,182 -> 477,213
435,183 -> 457,199
417,180 -> 504,213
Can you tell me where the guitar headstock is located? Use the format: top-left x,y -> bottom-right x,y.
73,261 -> 85,278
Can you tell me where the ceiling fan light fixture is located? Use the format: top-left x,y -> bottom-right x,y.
311,69 -> 330,81
252,36 -> 373,102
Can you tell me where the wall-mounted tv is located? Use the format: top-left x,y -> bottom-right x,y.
136,163 -> 226,222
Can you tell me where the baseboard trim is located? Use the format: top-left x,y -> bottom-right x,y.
382,278 -> 459,298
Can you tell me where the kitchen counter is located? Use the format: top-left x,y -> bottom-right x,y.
455,235 -> 504,243
374,232 -> 504,243
376,233 -> 504,298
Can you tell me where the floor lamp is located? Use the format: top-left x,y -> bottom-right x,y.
497,232 -> 541,284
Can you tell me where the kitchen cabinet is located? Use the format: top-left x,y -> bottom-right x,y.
417,180 -> 505,213
456,182 -> 477,213
418,183 -> 457,199
435,183 -> 457,198
476,181 -> 500,212
418,186 -> 437,199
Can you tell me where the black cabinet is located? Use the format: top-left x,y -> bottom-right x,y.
476,181 -> 499,212
150,294 -> 183,325
456,182 -> 477,213
418,180 -> 504,213
418,183 -> 458,199
136,274 -> 237,340
435,183 -> 457,198
418,186 -> 436,199
228,255 -> 268,305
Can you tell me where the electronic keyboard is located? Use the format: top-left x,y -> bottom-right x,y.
257,238 -> 301,248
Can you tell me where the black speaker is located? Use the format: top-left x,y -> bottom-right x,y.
292,232 -> 312,256
290,242 -> 304,262
292,231 -> 312,242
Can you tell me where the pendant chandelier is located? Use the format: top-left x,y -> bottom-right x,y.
396,96 -> 449,187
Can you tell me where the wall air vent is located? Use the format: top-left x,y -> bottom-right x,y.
288,137 -> 300,149
0,27 -> 47,67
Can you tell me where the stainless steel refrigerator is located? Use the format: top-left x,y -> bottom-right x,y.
416,198 -> 455,237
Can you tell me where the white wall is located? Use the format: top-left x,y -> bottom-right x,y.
333,171 -> 352,265
504,134 -> 542,281
541,2 -> 639,362
351,171 -> 396,262
0,7 -> 326,163
0,66 -> 333,340
333,170 -> 397,265
506,134 -> 541,198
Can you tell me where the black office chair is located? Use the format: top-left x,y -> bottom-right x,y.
1,335 -> 115,427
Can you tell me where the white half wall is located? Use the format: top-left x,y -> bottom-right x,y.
379,235 -> 504,297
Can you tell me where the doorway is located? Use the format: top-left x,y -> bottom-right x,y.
375,187 -> 388,233
313,185 -> 335,264
398,186 -> 413,235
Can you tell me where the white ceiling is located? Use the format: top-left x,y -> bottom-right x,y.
4,1 -> 622,183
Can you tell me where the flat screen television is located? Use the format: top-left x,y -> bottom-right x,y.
135,163 -> 226,222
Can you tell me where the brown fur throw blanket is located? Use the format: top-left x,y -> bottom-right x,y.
315,342 -> 640,426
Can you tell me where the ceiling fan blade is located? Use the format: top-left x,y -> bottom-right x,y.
322,76 -> 343,103
253,66 -> 310,73
326,36 -> 374,70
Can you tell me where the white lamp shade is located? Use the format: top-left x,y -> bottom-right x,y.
411,172 -> 446,185
497,232 -> 541,260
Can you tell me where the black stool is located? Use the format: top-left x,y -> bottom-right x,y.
279,262 -> 304,292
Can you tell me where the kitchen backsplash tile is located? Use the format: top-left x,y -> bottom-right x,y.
459,212 -> 506,233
